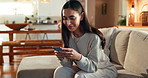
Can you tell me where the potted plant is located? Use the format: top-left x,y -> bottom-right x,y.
118,15 -> 126,26
46,17 -> 51,20
46,17 -> 51,24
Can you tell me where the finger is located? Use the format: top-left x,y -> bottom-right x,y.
56,55 -> 64,59
56,51 -> 66,55
62,48 -> 73,52
64,52 -> 73,57
56,52 -> 65,58
58,58 -> 64,61
54,50 -> 58,53
54,51 -> 61,55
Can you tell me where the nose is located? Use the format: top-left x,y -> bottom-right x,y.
65,19 -> 71,26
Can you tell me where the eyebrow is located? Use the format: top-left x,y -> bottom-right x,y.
69,15 -> 75,17
63,15 -> 75,18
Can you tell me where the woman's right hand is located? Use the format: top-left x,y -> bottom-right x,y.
54,50 -> 65,61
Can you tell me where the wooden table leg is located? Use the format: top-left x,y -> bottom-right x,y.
9,33 -> 14,64
9,46 -> 14,64
0,46 -> 4,65
9,33 -> 13,41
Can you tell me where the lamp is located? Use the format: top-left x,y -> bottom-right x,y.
128,4 -> 135,26
40,0 -> 50,3
131,4 -> 135,14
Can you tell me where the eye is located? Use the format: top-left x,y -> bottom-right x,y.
69,17 -> 76,20
63,17 -> 67,20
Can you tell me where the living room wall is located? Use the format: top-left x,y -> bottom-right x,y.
87,0 -> 95,27
87,0 -> 122,28
95,0 -> 119,28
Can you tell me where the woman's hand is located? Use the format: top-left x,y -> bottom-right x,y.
62,48 -> 82,61
54,48 -> 82,61
54,50 -> 65,61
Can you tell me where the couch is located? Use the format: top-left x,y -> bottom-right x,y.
16,27 -> 148,78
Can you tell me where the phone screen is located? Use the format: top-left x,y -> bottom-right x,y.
52,46 -> 63,51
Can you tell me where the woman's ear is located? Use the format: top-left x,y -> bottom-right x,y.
80,12 -> 84,21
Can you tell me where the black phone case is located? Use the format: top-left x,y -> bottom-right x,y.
52,46 -> 63,51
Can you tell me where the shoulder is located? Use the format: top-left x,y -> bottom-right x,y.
85,33 -> 101,40
84,33 -> 101,45
85,33 -> 102,49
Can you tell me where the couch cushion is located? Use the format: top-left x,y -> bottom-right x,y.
110,30 -> 131,65
112,62 -> 144,78
124,30 -> 148,75
117,70 -> 143,78
111,62 -> 123,70
17,55 -> 61,78
99,27 -> 117,56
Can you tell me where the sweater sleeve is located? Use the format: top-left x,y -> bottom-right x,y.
75,35 -> 110,73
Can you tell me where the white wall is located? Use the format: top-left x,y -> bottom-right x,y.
121,0 -> 127,16
0,0 -> 67,24
0,15 -> 25,24
0,0 -> 14,2
38,0 -> 66,17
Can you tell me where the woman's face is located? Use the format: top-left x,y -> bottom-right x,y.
62,8 -> 83,32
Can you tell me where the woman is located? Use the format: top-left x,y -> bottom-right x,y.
54,1 -> 117,78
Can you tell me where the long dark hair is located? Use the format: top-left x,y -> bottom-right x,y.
61,0 -> 106,49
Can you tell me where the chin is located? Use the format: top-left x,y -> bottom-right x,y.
68,28 -> 76,32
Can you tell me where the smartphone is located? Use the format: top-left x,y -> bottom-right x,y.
52,46 -> 63,51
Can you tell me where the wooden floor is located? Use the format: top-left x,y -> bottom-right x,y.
0,55 -> 29,78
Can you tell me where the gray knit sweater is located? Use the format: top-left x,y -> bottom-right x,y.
60,33 -> 113,73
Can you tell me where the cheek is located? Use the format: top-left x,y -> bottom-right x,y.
63,20 -> 78,26
75,20 -> 81,26
62,18 -> 81,27
63,21 -> 66,25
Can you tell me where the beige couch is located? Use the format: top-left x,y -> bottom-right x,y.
17,27 -> 148,78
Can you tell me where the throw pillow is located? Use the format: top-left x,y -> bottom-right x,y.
124,30 -> 148,75
110,30 -> 131,65
98,27 -> 117,56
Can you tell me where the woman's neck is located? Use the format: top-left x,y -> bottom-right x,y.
73,32 -> 83,37
72,25 -> 84,37
73,29 -> 84,37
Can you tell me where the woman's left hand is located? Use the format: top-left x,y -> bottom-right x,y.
62,48 -> 82,61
